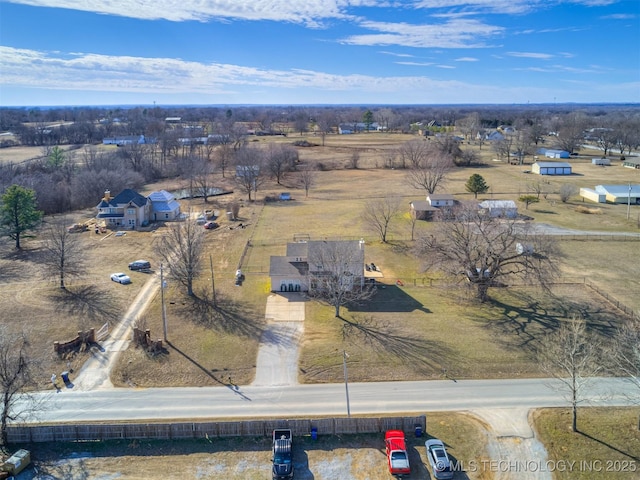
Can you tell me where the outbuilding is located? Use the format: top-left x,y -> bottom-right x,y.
479,200 -> 518,218
622,158 -> 640,169
592,157 -> 611,166
544,149 -> 570,159
595,184 -> 640,204
532,161 -> 572,175
580,188 -> 606,203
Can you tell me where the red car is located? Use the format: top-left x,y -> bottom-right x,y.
385,430 -> 411,477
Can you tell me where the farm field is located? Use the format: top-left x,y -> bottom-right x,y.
0,134 -> 638,390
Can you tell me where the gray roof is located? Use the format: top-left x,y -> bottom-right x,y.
411,200 -> 436,211
534,161 -> 572,168
286,242 -> 308,257
269,257 -> 309,277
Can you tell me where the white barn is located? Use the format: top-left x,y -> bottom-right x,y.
532,161 -> 572,175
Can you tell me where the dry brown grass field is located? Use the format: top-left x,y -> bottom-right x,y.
0,133 -> 638,391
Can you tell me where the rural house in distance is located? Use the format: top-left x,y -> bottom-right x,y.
96,189 -> 182,229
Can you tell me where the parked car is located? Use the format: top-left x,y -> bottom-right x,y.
203,221 -> 219,230
385,430 -> 410,477
425,438 -> 454,479
128,260 -> 151,271
110,272 -> 131,284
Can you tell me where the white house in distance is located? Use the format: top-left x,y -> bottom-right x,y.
479,200 -> 518,218
427,194 -> 455,207
532,161 -> 572,175
543,149 -> 570,159
96,189 -> 182,229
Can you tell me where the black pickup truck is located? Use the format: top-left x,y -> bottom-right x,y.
272,429 -> 294,480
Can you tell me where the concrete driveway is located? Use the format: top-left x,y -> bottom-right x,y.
252,292 -> 306,386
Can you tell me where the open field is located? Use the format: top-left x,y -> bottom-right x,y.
0,133 -> 638,390
4,411 -> 491,480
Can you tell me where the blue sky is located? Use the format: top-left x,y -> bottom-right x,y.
0,0 -> 639,106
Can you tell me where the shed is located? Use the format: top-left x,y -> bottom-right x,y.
622,158 -> 640,169
595,184 -> 640,204
544,149 -> 570,159
410,200 -> 437,220
579,188 -> 606,203
532,161 -> 572,175
592,157 -> 610,166
479,200 -> 518,218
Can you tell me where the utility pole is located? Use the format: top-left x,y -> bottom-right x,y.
160,263 -> 167,341
627,183 -> 632,221
343,351 -> 351,418
209,254 -> 217,307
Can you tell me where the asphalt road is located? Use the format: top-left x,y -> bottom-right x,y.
25,377 -> 634,424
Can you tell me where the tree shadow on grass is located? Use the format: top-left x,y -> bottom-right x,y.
48,285 -> 120,326
484,288 -> 619,352
172,290 -> 265,340
348,284 -> 431,314
339,314 -> 455,377
577,430 -> 640,461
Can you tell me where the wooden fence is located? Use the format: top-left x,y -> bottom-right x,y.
7,415 -> 425,444
53,328 -> 95,355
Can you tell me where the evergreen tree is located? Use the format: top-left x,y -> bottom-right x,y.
465,174 -> 489,199
0,185 -> 43,249
363,109 -> 374,132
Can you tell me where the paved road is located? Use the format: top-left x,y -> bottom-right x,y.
24,377 -> 634,424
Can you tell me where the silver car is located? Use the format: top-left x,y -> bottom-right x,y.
110,272 -> 131,284
425,439 -> 454,479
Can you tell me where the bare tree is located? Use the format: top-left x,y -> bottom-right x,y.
234,146 -> 265,201
536,317 -> 605,432
215,143 -> 234,178
192,157 -> 216,203
558,184 -> 577,203
40,218 -> 86,289
397,139 -> 430,169
416,202 -> 559,302
307,240 -> 375,318
362,196 -> 402,243
155,218 -> 205,296
349,150 -> 360,169
266,143 -> 297,184
612,315 -> 640,428
298,166 -> 317,198
405,153 -> 453,195
0,328 -> 39,448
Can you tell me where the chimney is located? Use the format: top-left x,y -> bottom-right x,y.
103,190 -> 111,201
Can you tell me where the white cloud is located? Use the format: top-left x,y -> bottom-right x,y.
507,52 -> 554,59
455,57 -> 479,61
5,0 -> 351,26
600,13 -> 637,20
379,51 -> 415,58
342,19 -> 503,48
396,61 -> 435,66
